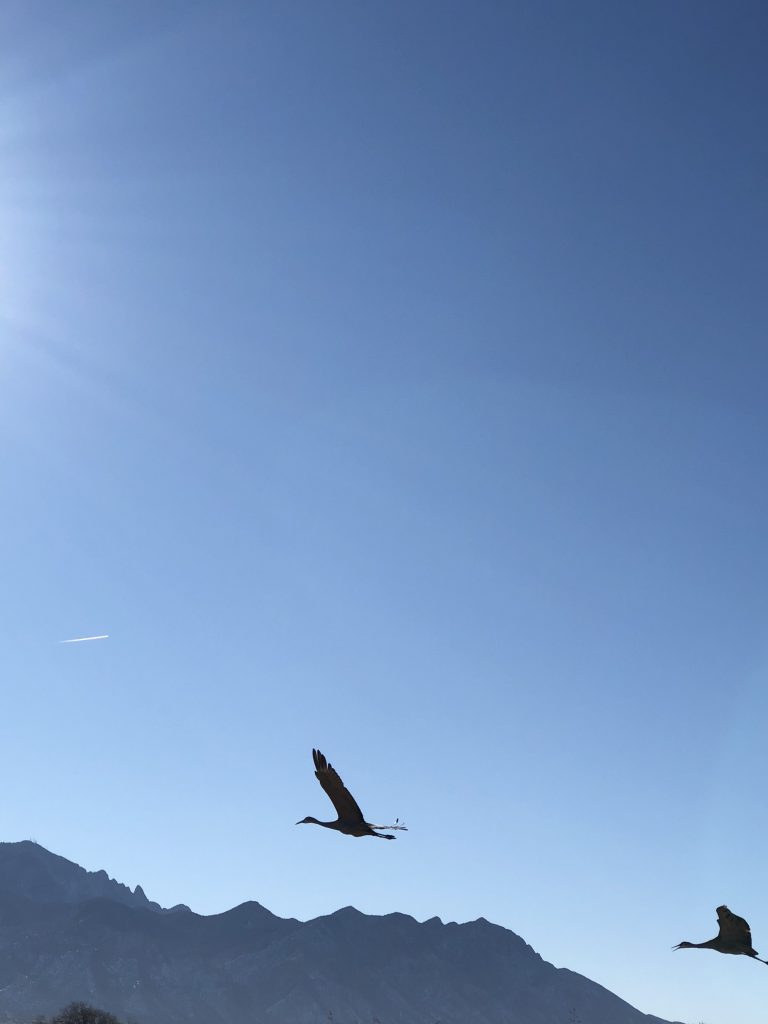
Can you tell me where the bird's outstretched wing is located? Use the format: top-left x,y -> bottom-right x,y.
716,905 -> 753,947
313,749 -> 365,824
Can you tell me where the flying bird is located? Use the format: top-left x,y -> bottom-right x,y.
674,905 -> 768,964
59,635 -> 109,644
296,748 -> 407,839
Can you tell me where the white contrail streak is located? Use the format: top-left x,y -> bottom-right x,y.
59,635 -> 109,644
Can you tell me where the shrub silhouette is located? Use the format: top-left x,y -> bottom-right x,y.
50,1002 -> 123,1024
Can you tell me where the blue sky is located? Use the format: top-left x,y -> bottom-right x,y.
1,3 -> 767,1022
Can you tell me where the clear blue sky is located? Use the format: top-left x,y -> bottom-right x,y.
1,3 -> 767,1022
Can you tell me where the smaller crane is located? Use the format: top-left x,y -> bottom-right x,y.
674,905 -> 768,964
296,749 -> 407,839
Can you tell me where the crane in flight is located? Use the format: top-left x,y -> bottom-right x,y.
674,905 -> 768,964
296,749 -> 407,839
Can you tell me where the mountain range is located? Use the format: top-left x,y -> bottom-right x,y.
0,841 -> 683,1024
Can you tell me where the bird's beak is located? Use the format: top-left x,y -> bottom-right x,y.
295,820 -> 303,825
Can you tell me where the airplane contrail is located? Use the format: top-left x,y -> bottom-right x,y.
59,635 -> 109,644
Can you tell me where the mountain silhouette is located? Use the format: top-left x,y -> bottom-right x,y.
0,841 -> 683,1024
0,841 -> 189,915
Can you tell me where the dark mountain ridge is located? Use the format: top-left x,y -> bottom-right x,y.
0,842 -> 189,915
0,841 -> 685,1024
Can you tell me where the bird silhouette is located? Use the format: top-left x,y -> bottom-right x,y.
296,749 -> 407,839
674,905 -> 768,964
